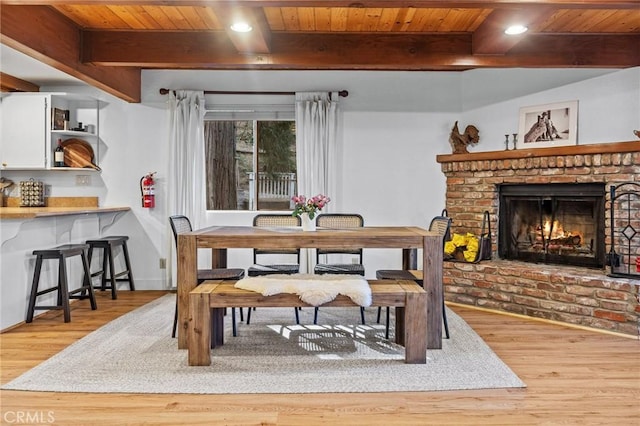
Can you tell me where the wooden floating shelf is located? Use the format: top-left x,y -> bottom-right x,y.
436,141 -> 640,163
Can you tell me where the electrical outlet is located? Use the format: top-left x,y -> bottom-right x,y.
75,175 -> 91,186
44,185 -> 52,197
159,258 -> 167,269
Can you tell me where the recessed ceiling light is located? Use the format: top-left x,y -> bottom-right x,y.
505,25 -> 528,35
230,22 -> 252,33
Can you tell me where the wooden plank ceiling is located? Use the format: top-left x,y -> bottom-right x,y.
1,1 -> 639,102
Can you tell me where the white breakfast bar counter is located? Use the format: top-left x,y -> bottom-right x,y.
0,206 -> 131,330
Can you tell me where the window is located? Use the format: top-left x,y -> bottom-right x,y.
205,120 -> 296,210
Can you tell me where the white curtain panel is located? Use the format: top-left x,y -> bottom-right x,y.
295,92 -> 339,201
167,90 -> 206,287
295,91 -> 340,272
168,90 -> 206,228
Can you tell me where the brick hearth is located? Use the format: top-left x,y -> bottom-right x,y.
436,141 -> 640,335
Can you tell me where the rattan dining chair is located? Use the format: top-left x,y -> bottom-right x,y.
169,215 -> 245,338
313,213 -> 366,325
247,214 -> 302,276
246,213 -> 302,324
375,211 -> 452,339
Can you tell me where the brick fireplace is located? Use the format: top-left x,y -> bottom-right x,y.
436,141 -> 640,336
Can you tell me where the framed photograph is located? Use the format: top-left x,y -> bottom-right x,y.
518,100 -> 578,148
52,108 -> 69,130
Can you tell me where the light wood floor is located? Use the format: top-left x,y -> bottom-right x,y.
1,291 -> 638,425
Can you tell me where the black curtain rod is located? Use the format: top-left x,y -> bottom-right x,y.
159,88 -> 348,98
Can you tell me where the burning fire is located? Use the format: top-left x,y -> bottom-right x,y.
543,220 -> 564,239
537,220 -> 582,246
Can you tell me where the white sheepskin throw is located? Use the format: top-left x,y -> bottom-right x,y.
234,274 -> 372,307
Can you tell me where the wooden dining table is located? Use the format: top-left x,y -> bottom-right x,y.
176,225 -> 443,350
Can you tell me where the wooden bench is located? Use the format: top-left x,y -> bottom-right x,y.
188,279 -> 427,366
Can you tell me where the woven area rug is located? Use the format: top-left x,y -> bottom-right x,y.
2,295 -> 525,394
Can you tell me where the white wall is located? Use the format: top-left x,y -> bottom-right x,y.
338,111 -> 453,272
462,67 -> 640,152
1,67 -> 638,329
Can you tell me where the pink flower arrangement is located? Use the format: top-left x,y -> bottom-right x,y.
291,194 -> 330,220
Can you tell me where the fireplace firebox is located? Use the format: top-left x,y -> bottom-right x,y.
498,183 -> 606,268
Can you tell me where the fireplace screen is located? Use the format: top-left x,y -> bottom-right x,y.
608,182 -> 640,278
498,183 -> 605,268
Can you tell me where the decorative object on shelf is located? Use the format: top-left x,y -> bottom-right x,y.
61,138 -> 101,170
52,108 -> 69,130
292,194 -> 330,230
71,122 -> 86,132
504,134 -> 510,151
512,133 -> 518,150
449,121 -> 480,154
633,129 -> 640,139
519,100 -> 578,149
19,179 -> 45,207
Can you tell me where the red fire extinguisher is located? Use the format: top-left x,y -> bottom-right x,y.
140,172 -> 156,208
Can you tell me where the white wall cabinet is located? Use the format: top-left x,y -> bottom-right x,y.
0,92 -> 100,170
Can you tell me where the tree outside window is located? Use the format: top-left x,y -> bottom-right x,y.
205,120 -> 296,210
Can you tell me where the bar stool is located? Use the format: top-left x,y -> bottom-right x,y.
26,244 -> 97,323
86,236 -> 135,300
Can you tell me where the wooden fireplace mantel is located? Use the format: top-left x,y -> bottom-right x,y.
436,140 -> 640,164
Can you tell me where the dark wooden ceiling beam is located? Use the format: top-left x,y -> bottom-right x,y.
0,72 -> 40,92
472,7 -> 556,55
510,34 -> 640,66
82,31 -> 640,69
2,1 -> 638,9
0,5 -> 141,102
